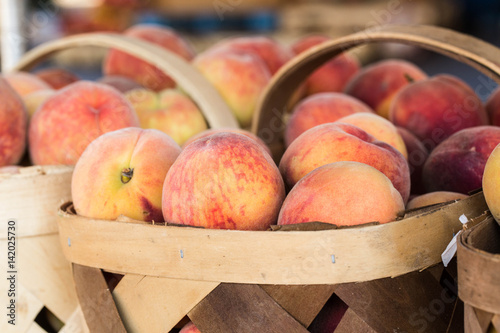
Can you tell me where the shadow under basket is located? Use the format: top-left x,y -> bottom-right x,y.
458,213 -> 500,333
56,190 -> 489,333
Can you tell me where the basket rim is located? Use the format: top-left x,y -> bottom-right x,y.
56,191 -> 487,285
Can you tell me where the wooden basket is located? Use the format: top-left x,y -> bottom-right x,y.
53,25 -> 500,332
458,213 -> 500,332
0,166 -> 80,332
1,33 -> 237,332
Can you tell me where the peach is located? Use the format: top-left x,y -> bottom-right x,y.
483,143 -> 500,224
125,88 -> 207,146
335,113 -> 407,158
284,92 -> 374,147
179,322 -> 200,333
292,35 -> 360,95
29,81 -> 140,165
422,126 -> 500,194
162,132 -> 285,230
35,67 -> 79,89
103,24 -> 195,91
97,75 -> 143,93
3,72 -> 52,97
397,127 -> 429,195
390,75 -> 488,150
193,48 -> 271,128
72,127 -> 180,222
0,77 -> 27,166
486,86 -> 500,126
344,59 -> 428,118
210,36 -> 293,75
182,127 -> 271,155
23,89 -> 56,118
279,123 -> 410,203
278,161 -> 405,226
406,191 -> 468,210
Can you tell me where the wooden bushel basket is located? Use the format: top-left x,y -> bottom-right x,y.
458,213 -> 500,332
0,166 -> 80,332
1,33 -> 237,333
53,25 -> 499,332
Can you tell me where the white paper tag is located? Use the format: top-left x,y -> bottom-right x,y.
441,214 -> 468,267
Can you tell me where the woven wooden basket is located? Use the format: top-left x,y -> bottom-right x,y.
52,25 -> 500,332
0,166 -> 80,332
1,33 -> 237,332
458,213 -> 500,332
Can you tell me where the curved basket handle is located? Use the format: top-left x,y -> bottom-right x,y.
252,24 -> 500,157
11,32 -> 239,129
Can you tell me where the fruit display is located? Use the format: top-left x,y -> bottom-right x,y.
5,22 -> 500,332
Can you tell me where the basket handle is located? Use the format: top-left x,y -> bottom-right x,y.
252,24 -> 500,156
11,32 -> 239,129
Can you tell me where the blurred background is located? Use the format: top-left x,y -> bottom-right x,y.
1,0 -> 499,95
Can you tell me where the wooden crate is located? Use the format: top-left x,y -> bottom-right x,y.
38,25 -> 500,332
458,213 -> 500,332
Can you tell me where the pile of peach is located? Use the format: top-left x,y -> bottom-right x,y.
3,23 -> 500,332
2,23 -> 500,225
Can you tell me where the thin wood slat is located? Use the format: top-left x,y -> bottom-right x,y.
188,283 -> 309,333
59,307 -> 89,333
112,274 -> 219,332
0,283 -> 44,333
260,284 -> 336,327
335,309 -> 377,333
492,315 -> 500,331
18,234 -> 78,323
56,191 -> 487,285
464,304 -> 488,333
26,322 -> 47,333
72,264 -> 127,333
335,267 -> 459,332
